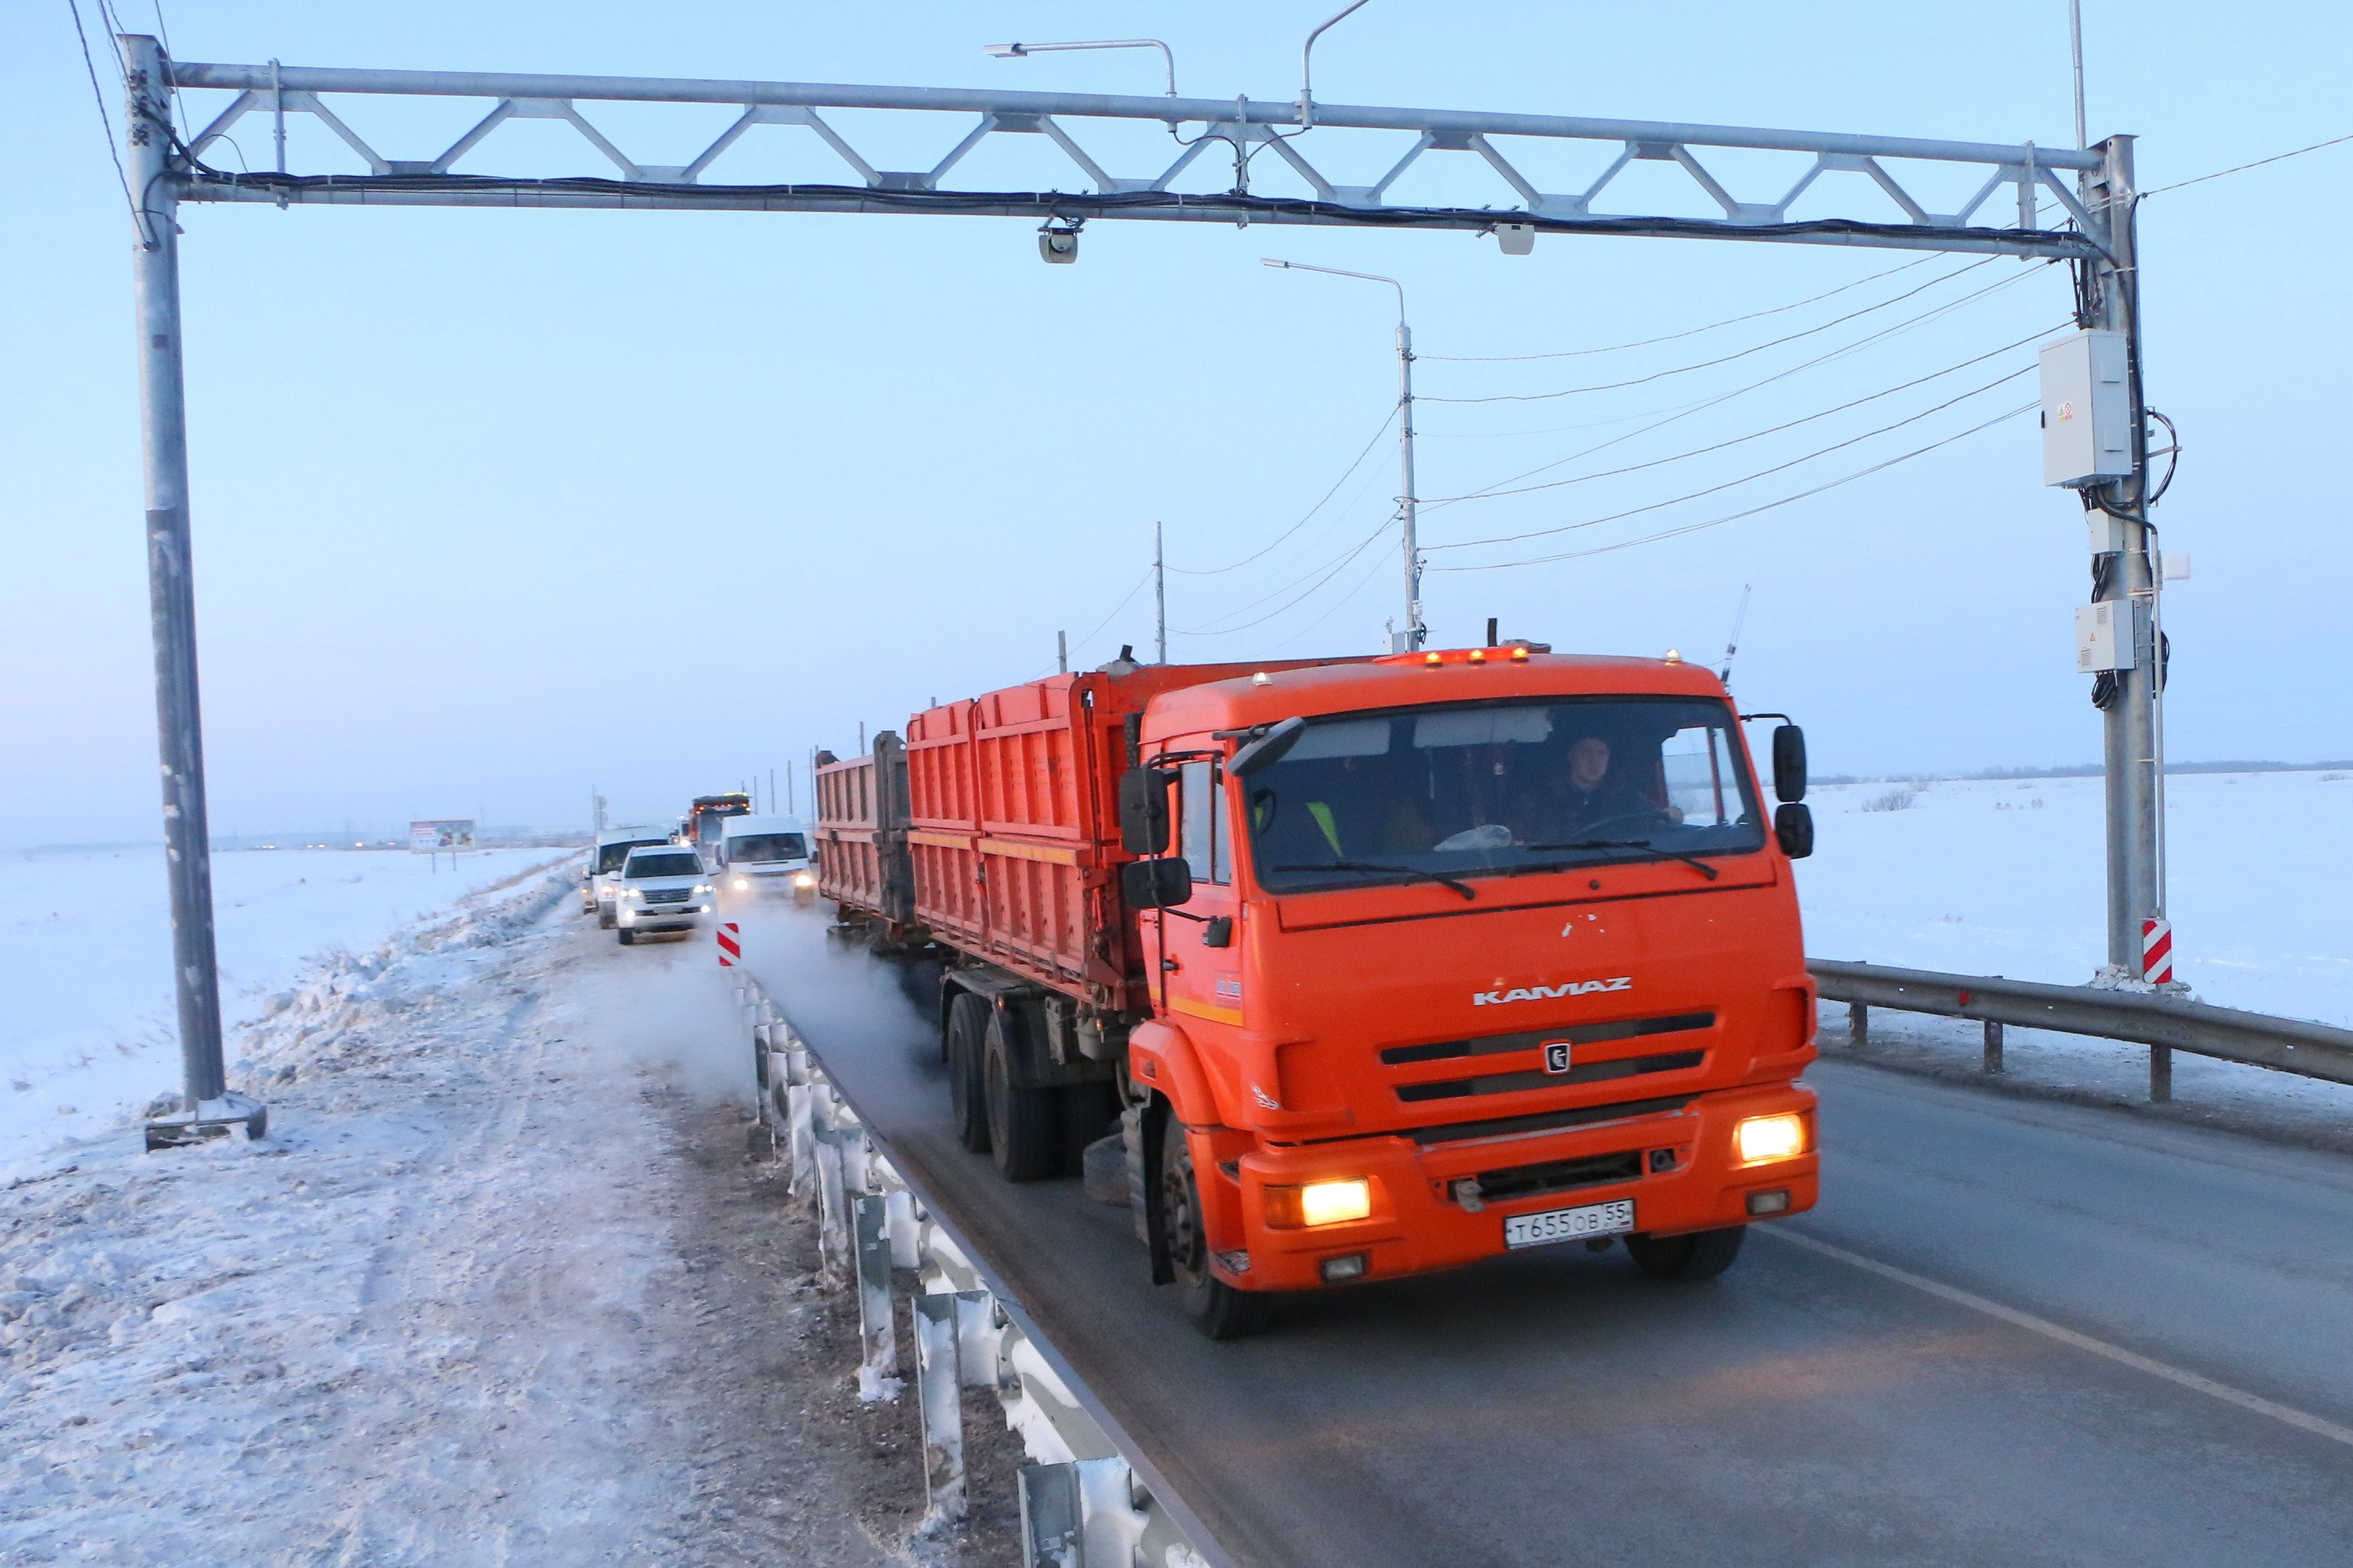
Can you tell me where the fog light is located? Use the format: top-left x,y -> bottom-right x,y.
1264,1178 -> 1372,1228
732,877 -> 749,890
1747,1189 -> 1791,1216
1319,1254 -> 1368,1284
1735,1113 -> 1806,1162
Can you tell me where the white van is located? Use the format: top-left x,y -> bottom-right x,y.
586,825 -> 676,926
717,814 -> 815,904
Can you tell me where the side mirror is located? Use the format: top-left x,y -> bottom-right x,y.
1772,723 -> 1807,804
1120,857 -> 1194,910
1229,716 -> 1308,778
1118,767 -> 1172,855
1775,801 -> 1814,859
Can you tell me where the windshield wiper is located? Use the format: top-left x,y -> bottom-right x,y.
1522,838 -> 1722,881
1271,861 -> 1477,900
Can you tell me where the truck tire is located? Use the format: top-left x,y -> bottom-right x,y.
1160,1116 -> 1274,1340
984,1007 -> 1060,1182
1060,1079 -> 1119,1178
947,992 -> 991,1154
1626,1225 -> 1747,1281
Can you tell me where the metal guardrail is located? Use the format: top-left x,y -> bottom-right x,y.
725,968 -> 1226,1568
1810,959 -> 2353,1102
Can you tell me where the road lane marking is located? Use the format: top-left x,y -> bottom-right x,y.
1762,1227 -> 2353,1449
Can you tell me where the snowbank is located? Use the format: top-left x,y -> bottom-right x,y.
1,845 -> 576,1172
1797,770 -> 2353,1028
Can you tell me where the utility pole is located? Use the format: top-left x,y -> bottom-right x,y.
2079,137 -> 2164,1000
1153,522 -> 1167,663
123,35 -> 261,1147
1263,259 -> 1423,649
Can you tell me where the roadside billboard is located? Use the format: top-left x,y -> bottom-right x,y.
409,819 -> 477,853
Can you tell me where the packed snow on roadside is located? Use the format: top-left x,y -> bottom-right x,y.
0,846 -> 569,1173
1798,770 -> 2353,1028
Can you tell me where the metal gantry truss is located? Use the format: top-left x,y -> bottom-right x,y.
121,37 -> 2163,1133
164,58 -> 2109,258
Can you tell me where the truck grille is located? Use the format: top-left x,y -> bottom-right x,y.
1474,1148 -> 1646,1203
642,888 -> 694,905
1396,1047 -> 1705,1104
1410,1092 -> 1694,1147
1381,1010 -> 1714,1067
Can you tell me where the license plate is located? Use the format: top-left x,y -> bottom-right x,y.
1502,1198 -> 1635,1250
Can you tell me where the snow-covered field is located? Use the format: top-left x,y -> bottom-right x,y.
1800,770 -> 2353,1028
0,846 -> 569,1173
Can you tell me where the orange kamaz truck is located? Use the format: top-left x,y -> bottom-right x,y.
817,644 -> 1819,1337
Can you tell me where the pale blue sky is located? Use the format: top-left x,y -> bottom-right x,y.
4,2 -> 2347,841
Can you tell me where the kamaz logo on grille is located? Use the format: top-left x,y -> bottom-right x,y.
1472,977 -> 1631,1006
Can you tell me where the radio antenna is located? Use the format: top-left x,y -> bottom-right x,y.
1718,584 -> 1752,686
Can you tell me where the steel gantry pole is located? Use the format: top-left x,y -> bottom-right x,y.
122,35 -> 264,1148
1263,259 -> 1423,649
2080,136 -> 2165,998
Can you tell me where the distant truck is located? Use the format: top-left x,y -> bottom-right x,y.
686,793 -> 753,859
717,814 -> 816,904
818,647 -> 1821,1337
586,825 -> 677,927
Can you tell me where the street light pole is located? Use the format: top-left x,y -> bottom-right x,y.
1262,258 -> 1424,649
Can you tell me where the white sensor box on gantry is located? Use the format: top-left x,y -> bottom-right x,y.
2040,329 -> 2133,488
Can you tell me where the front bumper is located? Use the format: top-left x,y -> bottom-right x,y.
616,900 -> 710,930
1205,1082 -> 1818,1293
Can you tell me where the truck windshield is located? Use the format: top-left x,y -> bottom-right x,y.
627,852 -> 702,878
1240,696 -> 1764,894
727,833 -> 806,863
596,839 -> 664,873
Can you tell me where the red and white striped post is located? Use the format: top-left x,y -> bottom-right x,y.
2142,917 -> 2173,985
716,921 -> 741,968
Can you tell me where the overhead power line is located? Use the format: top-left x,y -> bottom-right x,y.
66,0 -> 142,238
1418,256 -> 2001,406
1423,264 -> 2052,512
1427,363 -> 2038,556
1418,322 -> 2067,509
2147,131 -> 2353,195
1165,406 -> 1397,576
1419,251 -> 1944,364
1176,517 -> 1395,638
1429,402 -> 2035,573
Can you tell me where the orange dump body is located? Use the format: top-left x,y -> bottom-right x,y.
823,651 -> 1817,1296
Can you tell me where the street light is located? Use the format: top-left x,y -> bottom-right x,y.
982,39 -> 1178,97
1263,258 -> 1424,651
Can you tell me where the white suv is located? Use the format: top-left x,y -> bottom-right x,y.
614,845 -> 714,945
587,826 -> 674,927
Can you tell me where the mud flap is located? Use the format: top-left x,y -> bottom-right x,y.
1125,1100 -> 1173,1285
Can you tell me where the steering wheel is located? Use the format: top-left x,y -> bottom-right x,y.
1572,808 -> 1677,839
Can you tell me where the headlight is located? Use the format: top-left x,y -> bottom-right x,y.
693,884 -> 714,896
793,871 -> 817,888
1264,1178 -> 1372,1228
732,877 -> 749,890
623,888 -> 643,901
1735,1113 -> 1807,1162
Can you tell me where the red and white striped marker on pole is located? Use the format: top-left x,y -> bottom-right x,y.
716,921 -> 741,968
2142,917 -> 2173,984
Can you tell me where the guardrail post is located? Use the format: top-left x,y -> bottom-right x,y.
853,1194 -> 900,1395
1018,1462 -> 1084,1567
914,1292 -> 966,1528
1848,1002 -> 1868,1047
954,1290 -> 1001,1389
2150,1045 -> 2172,1103
814,1130 -> 851,1283
1982,1019 -> 2005,1073
885,1188 -> 922,1268
785,1084 -> 814,1192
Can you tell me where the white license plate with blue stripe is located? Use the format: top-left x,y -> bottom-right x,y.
1502,1198 -> 1635,1250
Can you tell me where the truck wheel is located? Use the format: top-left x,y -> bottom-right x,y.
946,992 -> 991,1154
617,928 -> 636,946
1160,1116 -> 1274,1340
984,1008 -> 1060,1182
1059,1080 -> 1118,1177
1626,1225 -> 1747,1281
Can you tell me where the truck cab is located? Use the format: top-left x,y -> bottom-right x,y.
1120,651 -> 1819,1332
717,814 -> 816,904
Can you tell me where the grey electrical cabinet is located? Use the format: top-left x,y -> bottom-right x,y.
2039,329 -> 2132,488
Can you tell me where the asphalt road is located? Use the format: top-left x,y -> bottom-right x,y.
731,901 -> 2353,1568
